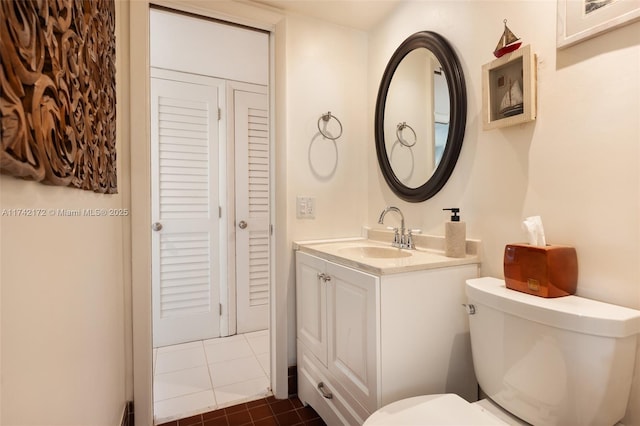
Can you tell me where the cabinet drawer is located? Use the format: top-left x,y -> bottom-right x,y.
298,341 -> 369,425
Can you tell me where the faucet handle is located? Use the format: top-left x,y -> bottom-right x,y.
405,229 -> 421,250
386,227 -> 400,246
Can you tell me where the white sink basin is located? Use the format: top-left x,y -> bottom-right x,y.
338,246 -> 412,259
294,236 -> 479,275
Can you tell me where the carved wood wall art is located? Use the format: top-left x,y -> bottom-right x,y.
0,0 -> 117,193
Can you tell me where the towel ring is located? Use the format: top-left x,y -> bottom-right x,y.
396,122 -> 417,147
318,112 -> 343,140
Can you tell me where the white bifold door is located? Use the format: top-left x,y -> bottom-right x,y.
151,71 -> 270,347
151,70 -> 225,347
232,86 -> 270,334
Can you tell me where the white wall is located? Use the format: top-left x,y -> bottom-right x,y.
367,1 -> 640,423
285,15 -> 368,240
150,8 -> 269,85
283,14 -> 369,363
0,1 -> 130,424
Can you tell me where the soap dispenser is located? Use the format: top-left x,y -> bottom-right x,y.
443,208 -> 466,258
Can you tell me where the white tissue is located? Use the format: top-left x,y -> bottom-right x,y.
522,216 -> 547,246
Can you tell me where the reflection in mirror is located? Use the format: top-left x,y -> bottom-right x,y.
375,31 -> 466,202
384,49 -> 450,189
434,71 -> 450,164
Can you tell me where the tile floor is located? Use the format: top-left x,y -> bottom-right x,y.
154,331 -> 271,424
156,395 -> 326,426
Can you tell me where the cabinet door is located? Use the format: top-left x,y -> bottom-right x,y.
326,262 -> 379,412
296,252 -> 328,366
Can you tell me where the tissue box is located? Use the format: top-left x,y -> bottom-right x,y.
504,244 -> 578,298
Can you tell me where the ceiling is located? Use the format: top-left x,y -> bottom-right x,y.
248,0 -> 402,31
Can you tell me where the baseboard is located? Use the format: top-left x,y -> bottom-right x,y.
120,401 -> 134,426
288,365 -> 298,397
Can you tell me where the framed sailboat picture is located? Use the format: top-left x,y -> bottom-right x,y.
557,0 -> 640,48
482,45 -> 537,130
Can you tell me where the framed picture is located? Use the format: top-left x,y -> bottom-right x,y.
557,0 -> 640,48
482,45 -> 537,130
0,0 -> 117,193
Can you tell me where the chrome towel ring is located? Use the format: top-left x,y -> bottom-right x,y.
318,112 -> 343,140
396,122 -> 416,147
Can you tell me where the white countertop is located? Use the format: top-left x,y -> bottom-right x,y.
294,234 -> 481,275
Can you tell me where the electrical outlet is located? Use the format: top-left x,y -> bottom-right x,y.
296,196 -> 316,219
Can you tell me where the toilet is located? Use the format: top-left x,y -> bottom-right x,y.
364,277 -> 640,425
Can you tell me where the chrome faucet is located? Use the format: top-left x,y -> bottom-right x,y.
378,206 -> 415,249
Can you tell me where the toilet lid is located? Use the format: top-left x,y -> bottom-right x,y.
364,394 -> 509,426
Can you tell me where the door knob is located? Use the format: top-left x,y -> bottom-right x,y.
238,220 -> 248,229
152,222 -> 163,231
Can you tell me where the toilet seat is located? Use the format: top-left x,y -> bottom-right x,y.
363,394 -> 510,426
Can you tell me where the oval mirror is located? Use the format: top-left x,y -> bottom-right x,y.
375,31 -> 467,202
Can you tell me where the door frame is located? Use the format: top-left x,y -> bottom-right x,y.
130,2 -> 286,425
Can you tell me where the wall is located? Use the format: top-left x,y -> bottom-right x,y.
150,8 -> 269,85
0,0 -> 131,424
283,13 -> 369,363
366,1 -> 640,423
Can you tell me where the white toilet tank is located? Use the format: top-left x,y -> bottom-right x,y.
466,277 -> 640,426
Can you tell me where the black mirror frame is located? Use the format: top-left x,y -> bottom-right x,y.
375,31 -> 467,202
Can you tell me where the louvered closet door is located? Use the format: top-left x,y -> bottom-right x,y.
151,74 -> 223,347
235,89 -> 270,334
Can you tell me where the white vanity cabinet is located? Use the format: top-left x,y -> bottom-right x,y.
296,252 -> 378,423
295,250 -> 479,425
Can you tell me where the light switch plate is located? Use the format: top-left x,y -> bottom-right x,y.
296,196 -> 316,219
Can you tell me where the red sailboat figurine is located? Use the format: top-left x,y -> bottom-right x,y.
493,19 -> 522,58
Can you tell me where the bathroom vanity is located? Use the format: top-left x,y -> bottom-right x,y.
294,232 -> 481,425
